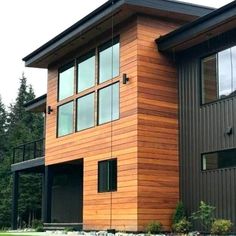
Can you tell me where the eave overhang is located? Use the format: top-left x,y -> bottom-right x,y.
156,1 -> 236,53
24,94 -> 47,113
22,0 -> 214,68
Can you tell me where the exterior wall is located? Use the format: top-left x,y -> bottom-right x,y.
45,14 -> 182,231
46,17 -> 139,231
178,29 -> 236,230
137,15 -> 180,231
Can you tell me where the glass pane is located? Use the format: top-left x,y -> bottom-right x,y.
202,55 -> 217,104
99,41 -> 120,83
78,54 -> 95,92
98,83 -> 119,125
202,149 -> 236,170
59,65 -> 74,101
109,159 -> 117,191
98,161 -> 109,192
218,48 -> 232,98
77,93 -> 95,131
58,102 -> 74,137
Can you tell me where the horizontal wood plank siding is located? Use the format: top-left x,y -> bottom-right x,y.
137,15 -> 180,231
45,17 -> 139,231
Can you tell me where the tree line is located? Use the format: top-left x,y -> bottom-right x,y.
0,75 -> 44,228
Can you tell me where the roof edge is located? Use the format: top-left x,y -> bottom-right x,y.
156,0 -> 236,52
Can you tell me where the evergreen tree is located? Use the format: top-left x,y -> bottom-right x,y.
0,74 -> 44,228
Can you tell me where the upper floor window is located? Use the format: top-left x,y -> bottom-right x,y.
57,37 -> 120,137
201,45 -> 236,104
98,82 -> 119,125
58,64 -> 74,101
77,51 -> 95,92
58,101 -> 74,137
99,38 -> 120,84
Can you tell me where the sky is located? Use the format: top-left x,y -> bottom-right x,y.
0,0 -> 232,106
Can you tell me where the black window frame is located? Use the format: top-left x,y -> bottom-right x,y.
58,61 -> 75,102
56,36 -> 120,138
77,50 -> 96,93
98,37 -> 120,84
201,148 -> 236,171
57,100 -> 74,138
76,92 -> 95,132
200,44 -> 236,106
97,82 -> 120,126
98,158 -> 117,193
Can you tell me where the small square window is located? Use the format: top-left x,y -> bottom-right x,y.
98,159 -> 117,192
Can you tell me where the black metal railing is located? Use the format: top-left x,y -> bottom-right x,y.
12,138 -> 45,164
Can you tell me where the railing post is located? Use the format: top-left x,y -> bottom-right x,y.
34,141 -> 37,159
22,145 -> 25,162
13,148 -> 15,164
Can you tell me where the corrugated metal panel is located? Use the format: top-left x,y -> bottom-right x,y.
178,32 -> 236,231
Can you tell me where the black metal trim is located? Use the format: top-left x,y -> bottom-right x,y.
11,157 -> 45,172
157,1 -> 236,52
23,0 -> 213,67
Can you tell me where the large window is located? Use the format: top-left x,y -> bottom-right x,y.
58,64 -> 74,101
77,93 -> 95,131
202,45 -> 236,104
77,52 -> 95,92
98,158 -> 117,192
99,38 -> 120,84
202,149 -> 236,171
58,102 -> 74,137
57,38 -> 120,137
98,83 -> 119,125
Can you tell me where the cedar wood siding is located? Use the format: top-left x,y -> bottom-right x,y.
137,15 -> 180,231
45,15 -> 181,231
46,17 -> 139,231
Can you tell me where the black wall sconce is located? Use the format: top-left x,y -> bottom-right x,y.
225,126 -> 233,136
122,73 -> 129,84
47,106 -> 53,115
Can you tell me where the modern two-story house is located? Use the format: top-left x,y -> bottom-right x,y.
11,0 -> 236,232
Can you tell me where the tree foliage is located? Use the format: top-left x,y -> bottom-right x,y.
0,74 -> 44,228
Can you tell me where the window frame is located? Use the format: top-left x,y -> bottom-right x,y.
97,82 -> 120,126
201,148 -> 236,171
200,45 -> 236,106
56,37 -> 120,137
76,92 -> 95,132
57,100 -> 74,138
57,61 -> 75,102
98,158 -> 117,193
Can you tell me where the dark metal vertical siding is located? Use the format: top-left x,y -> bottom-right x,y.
179,32 -> 236,230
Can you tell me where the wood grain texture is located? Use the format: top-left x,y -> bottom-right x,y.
45,15 -> 181,231
46,17 -> 139,231
137,15 -> 180,231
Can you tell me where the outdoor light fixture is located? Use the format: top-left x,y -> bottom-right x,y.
47,106 -> 53,115
122,73 -> 129,84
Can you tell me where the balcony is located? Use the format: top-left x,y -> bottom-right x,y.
12,138 -> 45,172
